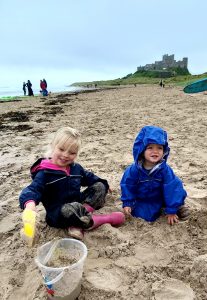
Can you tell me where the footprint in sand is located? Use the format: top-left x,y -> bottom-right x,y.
151,278 -> 195,300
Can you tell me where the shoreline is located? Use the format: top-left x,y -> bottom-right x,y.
0,85 -> 129,103
0,85 -> 85,100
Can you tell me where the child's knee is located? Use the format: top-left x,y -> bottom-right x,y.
85,182 -> 107,209
93,182 -> 107,194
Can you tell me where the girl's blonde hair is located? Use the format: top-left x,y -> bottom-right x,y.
45,127 -> 81,158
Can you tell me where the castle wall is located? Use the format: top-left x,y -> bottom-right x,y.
137,54 -> 188,71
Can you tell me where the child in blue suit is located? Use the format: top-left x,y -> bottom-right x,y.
120,125 -> 189,225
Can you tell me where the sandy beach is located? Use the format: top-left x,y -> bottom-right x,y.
0,85 -> 207,300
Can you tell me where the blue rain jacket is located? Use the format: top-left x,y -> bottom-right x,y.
19,158 -> 109,227
120,126 -> 187,222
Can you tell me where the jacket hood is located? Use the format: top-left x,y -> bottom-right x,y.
133,126 -> 170,163
30,158 -> 44,176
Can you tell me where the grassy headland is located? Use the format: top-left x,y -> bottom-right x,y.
72,69 -> 207,88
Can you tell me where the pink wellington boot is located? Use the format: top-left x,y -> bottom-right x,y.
89,212 -> 125,230
83,203 -> 95,213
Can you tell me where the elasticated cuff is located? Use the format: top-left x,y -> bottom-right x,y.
165,207 -> 178,215
24,200 -> 36,208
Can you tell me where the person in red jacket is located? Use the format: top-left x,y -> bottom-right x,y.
40,79 -> 48,96
40,80 -> 46,90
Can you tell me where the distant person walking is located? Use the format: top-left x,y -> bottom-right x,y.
22,82 -> 26,96
40,79 -> 48,96
159,80 -> 165,88
26,80 -> 34,96
43,78 -> 47,89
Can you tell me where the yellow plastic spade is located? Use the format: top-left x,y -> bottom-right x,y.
21,209 -> 36,247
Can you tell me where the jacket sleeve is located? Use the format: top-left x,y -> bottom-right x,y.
81,167 -> 109,191
120,164 -> 138,208
19,171 -> 46,209
162,165 -> 187,214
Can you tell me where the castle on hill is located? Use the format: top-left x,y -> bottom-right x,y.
137,54 -> 188,71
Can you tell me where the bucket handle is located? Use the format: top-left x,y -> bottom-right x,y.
42,239 -> 59,265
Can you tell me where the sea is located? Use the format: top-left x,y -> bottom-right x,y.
0,84 -> 84,98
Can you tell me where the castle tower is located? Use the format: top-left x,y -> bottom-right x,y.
162,54 -> 175,67
182,57 -> 188,68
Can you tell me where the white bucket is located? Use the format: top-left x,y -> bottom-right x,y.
35,238 -> 87,300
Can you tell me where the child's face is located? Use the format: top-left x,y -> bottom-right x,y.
143,144 -> 164,168
51,142 -> 78,167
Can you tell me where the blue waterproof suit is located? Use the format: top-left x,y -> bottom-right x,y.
120,126 -> 187,222
19,158 -> 109,228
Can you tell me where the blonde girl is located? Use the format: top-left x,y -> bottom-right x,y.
19,127 -> 125,240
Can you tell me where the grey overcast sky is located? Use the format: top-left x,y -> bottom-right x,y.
0,0 -> 206,87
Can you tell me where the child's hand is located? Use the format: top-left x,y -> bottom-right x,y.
167,214 -> 178,225
25,201 -> 36,212
123,206 -> 132,216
